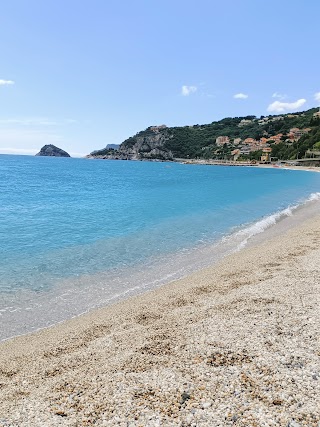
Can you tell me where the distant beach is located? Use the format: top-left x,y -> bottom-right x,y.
0,206 -> 319,426
177,158 -> 320,173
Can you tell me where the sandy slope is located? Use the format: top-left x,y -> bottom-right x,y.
0,216 -> 319,427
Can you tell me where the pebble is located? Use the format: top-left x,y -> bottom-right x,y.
201,402 -> 211,409
1,226 -> 320,427
288,421 -> 301,427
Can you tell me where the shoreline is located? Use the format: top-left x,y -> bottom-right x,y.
176,158 -> 320,173
2,193 -> 320,343
88,155 -> 320,173
1,211 -> 319,425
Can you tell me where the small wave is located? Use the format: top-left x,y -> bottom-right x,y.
306,192 -> 320,202
224,192 -> 320,251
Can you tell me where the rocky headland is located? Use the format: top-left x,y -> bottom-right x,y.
87,125 -> 173,161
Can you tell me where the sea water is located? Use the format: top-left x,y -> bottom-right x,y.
1,155 -> 320,340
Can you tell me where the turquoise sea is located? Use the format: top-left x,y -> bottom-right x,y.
1,154 -> 320,340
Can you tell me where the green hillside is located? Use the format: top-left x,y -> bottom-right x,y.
90,108 -> 320,161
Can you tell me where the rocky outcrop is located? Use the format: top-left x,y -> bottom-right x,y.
36,145 -> 71,157
89,125 -> 173,161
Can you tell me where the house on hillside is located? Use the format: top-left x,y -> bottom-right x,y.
288,128 -> 310,141
238,119 -> 253,127
216,136 -> 230,146
231,149 -> 241,160
149,125 -> 167,133
243,138 -> 257,145
260,137 -> 269,144
240,146 -> 251,155
268,134 -> 283,144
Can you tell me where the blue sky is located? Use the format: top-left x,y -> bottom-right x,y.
0,0 -> 319,156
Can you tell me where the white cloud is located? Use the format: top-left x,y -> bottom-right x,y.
0,118 -> 58,126
181,85 -> 197,96
0,79 -> 14,86
233,93 -> 248,99
0,128 -> 64,156
0,117 -> 78,127
0,117 -> 80,155
314,92 -> 320,103
272,92 -> 286,100
0,147 -> 85,156
0,147 -> 38,155
267,98 -> 306,113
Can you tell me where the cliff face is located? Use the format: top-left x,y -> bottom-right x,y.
89,126 -> 173,160
36,145 -> 71,157
119,125 -> 173,160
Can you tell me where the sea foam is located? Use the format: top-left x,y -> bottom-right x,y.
223,192 -> 320,251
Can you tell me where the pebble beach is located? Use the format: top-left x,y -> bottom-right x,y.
0,214 -> 319,427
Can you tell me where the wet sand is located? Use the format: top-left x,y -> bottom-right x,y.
0,215 -> 319,426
